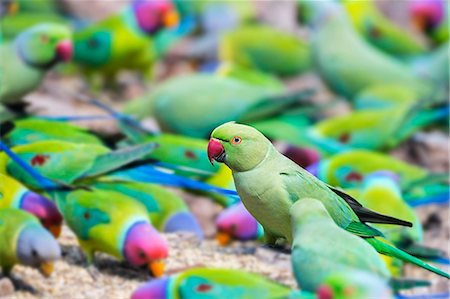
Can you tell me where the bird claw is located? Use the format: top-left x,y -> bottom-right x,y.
87,265 -> 100,281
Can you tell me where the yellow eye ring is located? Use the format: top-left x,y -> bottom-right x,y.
231,136 -> 242,144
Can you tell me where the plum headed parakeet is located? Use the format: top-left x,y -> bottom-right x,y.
0,173 -> 62,237
123,73 -> 314,138
58,188 -> 168,278
131,267 -> 313,299
0,208 -> 60,277
91,179 -> 204,240
207,122 -> 449,279
409,0 -> 449,45
0,23 -> 72,109
0,140 -> 157,189
0,117 -> 103,146
219,25 -> 312,77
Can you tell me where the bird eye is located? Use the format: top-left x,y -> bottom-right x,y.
139,251 -> 146,259
40,34 -> 49,43
88,38 -> 98,48
31,249 -> 38,257
231,136 -> 242,145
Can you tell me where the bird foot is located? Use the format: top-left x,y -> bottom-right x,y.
87,265 -> 100,281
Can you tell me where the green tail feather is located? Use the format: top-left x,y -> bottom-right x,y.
401,242 -> 447,260
366,238 -> 450,279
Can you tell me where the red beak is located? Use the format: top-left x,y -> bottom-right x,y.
207,138 -> 225,165
56,39 -> 73,62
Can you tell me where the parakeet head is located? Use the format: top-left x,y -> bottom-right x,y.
20,191 -> 63,238
123,221 -> 168,278
208,122 -> 272,172
15,23 -> 72,69
163,211 -> 204,240
16,223 -> 61,277
73,30 -> 112,67
132,0 -> 179,35
409,0 -> 444,32
215,202 -> 261,245
317,271 -> 391,299
131,277 -> 170,299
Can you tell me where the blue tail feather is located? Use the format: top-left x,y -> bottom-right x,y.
407,191 -> 450,207
396,293 -> 450,299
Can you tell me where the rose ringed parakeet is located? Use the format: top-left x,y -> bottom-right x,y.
207,122 -> 449,279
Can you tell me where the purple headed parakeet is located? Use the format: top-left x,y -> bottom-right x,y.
409,0 -> 449,45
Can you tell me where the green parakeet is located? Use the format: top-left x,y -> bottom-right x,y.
304,1 -> 435,99
0,23 -> 72,107
73,0 -> 179,85
290,198 -> 390,292
58,188 -> 168,277
91,179 -> 204,240
308,149 -> 449,205
219,25 -> 312,76
0,118 -> 103,146
354,84 -> 419,110
0,208 -> 60,276
342,0 -> 427,57
131,267 -> 313,299
123,73 -> 313,138
0,173 -> 63,237
207,122 -> 449,278
0,140 -> 156,189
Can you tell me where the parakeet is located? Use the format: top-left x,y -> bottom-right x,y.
215,201 -> 263,245
0,23 -> 72,107
207,122 -> 449,278
0,173 -> 62,237
123,73 -> 313,138
131,267 -> 311,299
354,84 -> 419,110
91,179 -> 204,240
303,1 -> 436,99
0,208 -> 60,277
73,0 -> 179,85
58,188 -> 168,277
255,103 -> 449,156
307,149 -> 449,205
219,25 -> 312,76
342,0 -> 427,57
0,140 -> 156,189
0,118 -> 103,146
409,0 -> 449,45
347,171 -> 447,261
290,198 -> 390,292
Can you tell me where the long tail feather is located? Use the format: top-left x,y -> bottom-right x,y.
401,242 -> 447,261
390,278 -> 430,291
396,293 -> 450,299
407,191 -> 450,207
366,238 -> 450,279
110,165 -> 239,197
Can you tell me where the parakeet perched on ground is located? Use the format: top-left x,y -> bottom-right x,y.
0,173 -> 62,237
409,0 -> 449,45
307,149 -> 449,206
215,201 -> 263,245
0,118 -> 103,146
58,188 -> 168,277
0,23 -> 72,109
0,140 -> 156,189
123,73 -> 314,138
73,0 -> 179,86
207,122 -> 449,278
91,179 -> 204,240
0,208 -> 60,277
131,267 -> 313,299
342,0 -> 427,57
302,1 -> 437,99
290,198 -> 390,292
347,171 -> 446,261
219,25 -> 312,76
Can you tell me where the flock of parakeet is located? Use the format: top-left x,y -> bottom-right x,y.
0,0 -> 449,298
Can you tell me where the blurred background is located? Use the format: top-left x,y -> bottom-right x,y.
0,0 -> 449,298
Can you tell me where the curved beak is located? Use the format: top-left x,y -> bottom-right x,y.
207,138 -> 225,165
56,39 -> 73,62
412,15 -> 426,31
48,225 -> 62,238
216,231 -> 231,246
149,260 -> 165,278
39,262 -> 54,277
163,9 -> 179,28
